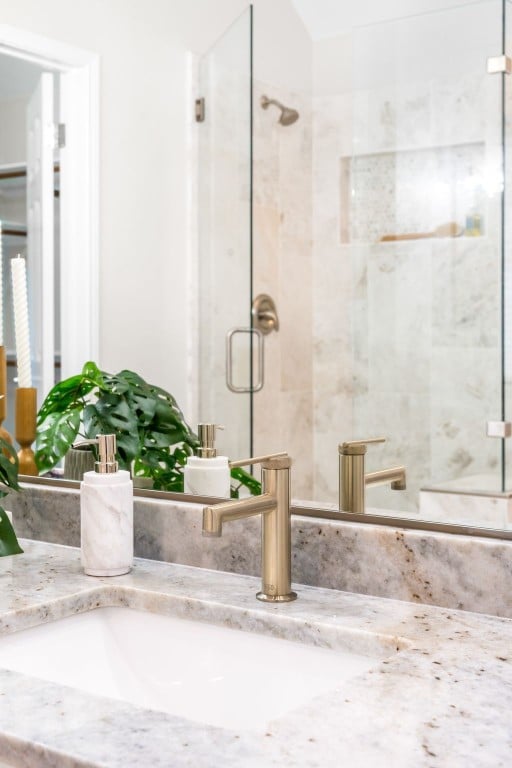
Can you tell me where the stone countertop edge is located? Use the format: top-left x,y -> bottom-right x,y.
0,541 -> 510,767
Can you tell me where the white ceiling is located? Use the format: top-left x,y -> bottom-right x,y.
0,54 -> 45,102
291,0 -> 493,40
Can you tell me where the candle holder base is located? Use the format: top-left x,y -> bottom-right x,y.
15,387 -> 38,477
17,447 -> 37,476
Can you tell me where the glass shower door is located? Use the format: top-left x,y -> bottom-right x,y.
197,8 -> 253,462
505,0 -> 512,493
349,1 -> 505,516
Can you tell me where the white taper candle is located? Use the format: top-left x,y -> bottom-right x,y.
11,255 -> 32,388
0,221 -> 3,346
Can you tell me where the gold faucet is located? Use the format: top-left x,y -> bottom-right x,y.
202,453 -> 297,603
339,438 -> 406,514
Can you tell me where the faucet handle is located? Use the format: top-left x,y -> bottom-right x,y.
229,451 -> 288,469
339,437 -> 386,456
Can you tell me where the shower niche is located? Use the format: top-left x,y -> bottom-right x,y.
340,141 -> 491,244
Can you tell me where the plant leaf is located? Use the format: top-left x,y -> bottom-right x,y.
35,408 -> 81,474
230,467 -> 262,496
81,360 -> 105,389
0,508 -> 23,556
83,396 -> 138,434
37,374 -> 96,425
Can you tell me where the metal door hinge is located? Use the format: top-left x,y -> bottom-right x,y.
54,123 -> 66,149
487,55 -> 512,75
487,421 -> 512,438
195,98 -> 205,122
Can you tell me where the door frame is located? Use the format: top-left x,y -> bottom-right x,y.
0,24 -> 99,383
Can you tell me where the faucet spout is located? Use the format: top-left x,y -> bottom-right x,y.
202,493 -> 275,536
365,466 -> 406,491
201,455 -> 297,603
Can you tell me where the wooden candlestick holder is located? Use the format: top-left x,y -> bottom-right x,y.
0,346 -> 12,447
15,387 -> 38,476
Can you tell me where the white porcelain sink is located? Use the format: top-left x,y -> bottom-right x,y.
0,607 -> 385,730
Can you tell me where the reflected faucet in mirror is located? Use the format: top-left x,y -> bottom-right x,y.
339,438 -> 406,515
202,452 -> 297,603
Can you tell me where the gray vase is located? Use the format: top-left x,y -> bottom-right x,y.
64,445 -> 95,481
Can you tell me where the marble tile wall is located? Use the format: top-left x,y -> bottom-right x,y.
252,81 -> 314,499
311,72 -> 504,513
8,485 -> 512,618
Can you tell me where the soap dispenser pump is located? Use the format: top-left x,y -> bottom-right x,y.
184,424 -> 231,498
79,434 -> 133,576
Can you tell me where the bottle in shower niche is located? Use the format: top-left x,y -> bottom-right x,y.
80,434 -> 133,576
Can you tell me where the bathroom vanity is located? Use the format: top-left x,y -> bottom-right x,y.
0,538 -> 510,767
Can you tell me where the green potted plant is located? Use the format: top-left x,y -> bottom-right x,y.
0,439 -> 23,557
35,361 -> 260,497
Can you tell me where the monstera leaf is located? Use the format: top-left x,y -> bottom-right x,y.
35,409 -> 82,475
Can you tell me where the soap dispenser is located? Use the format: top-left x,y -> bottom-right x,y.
184,424 -> 231,498
80,434 -> 133,576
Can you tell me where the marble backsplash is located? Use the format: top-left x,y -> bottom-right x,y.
8,484 -> 512,619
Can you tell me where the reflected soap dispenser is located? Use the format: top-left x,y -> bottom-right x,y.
80,434 -> 133,576
184,424 -> 231,498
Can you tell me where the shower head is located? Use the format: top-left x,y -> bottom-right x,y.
260,95 -> 299,126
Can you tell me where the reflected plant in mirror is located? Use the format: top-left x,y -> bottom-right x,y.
35,362 -> 259,497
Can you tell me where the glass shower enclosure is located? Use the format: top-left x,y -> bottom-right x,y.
198,1 -> 512,527
197,8 -> 253,463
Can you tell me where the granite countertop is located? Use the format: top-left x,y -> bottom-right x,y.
0,540 -> 510,768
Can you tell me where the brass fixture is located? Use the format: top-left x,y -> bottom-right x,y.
339,438 -> 406,514
202,453 -> 297,602
252,293 -> 280,335
229,451 -> 287,468
260,95 -> 299,126
197,423 -> 224,457
226,327 -> 264,393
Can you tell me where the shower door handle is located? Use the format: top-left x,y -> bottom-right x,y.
226,327 -> 264,393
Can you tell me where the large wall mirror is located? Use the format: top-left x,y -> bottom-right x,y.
1,0 -> 511,535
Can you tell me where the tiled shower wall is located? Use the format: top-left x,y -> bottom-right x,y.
253,77 -> 502,508
250,6 -> 505,511
252,81 -> 314,499
311,72 -> 502,512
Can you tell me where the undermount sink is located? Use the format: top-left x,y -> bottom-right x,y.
0,607 -> 390,730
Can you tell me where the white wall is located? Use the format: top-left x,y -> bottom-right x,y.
293,0 -> 496,40
0,0 -> 193,412
0,0 -> 311,421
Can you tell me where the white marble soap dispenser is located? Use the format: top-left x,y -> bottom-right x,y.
80,434 -> 133,576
